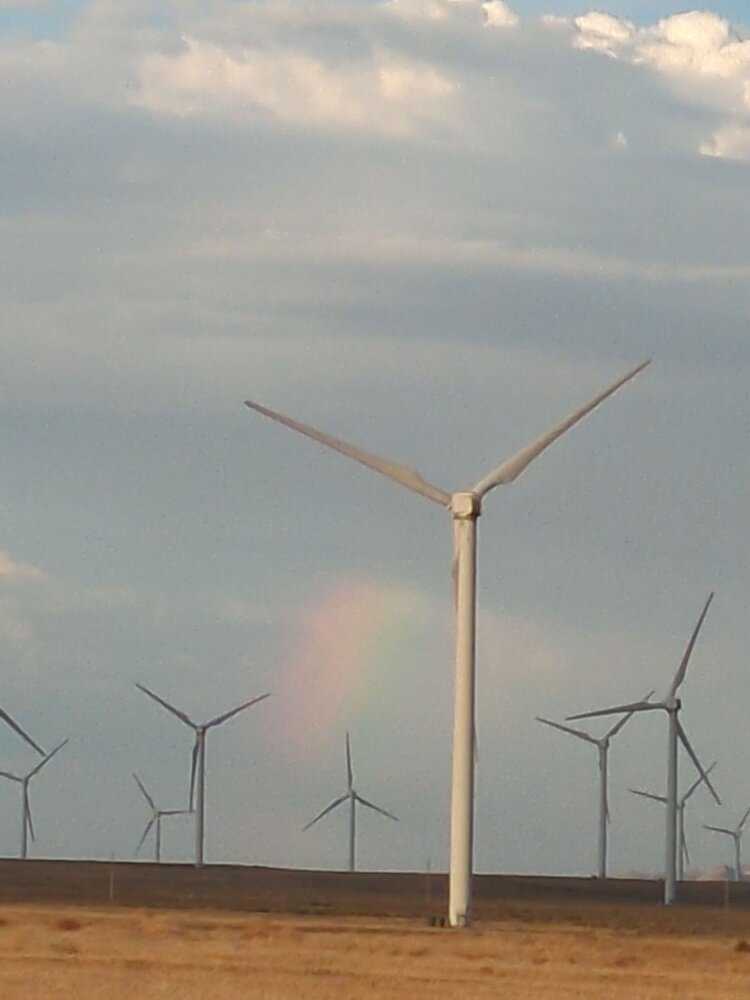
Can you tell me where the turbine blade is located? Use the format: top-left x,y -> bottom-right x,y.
0,771 -> 21,782
677,720 -> 720,805
604,691 -> 656,739
136,684 -> 195,729
630,788 -> 667,805
136,817 -> 155,855
471,360 -> 650,498
133,772 -> 157,812
681,828 -> 690,867
0,706 -> 45,756
567,700 -> 659,722
303,794 -> 349,831
473,720 -> 479,766
161,809 -> 190,817
681,761 -> 717,805
25,793 -> 35,842
704,824 -> 734,837
346,732 -> 353,791
189,739 -> 199,810
205,692 -> 270,729
669,593 -> 714,698
355,794 -> 398,821
536,716 -> 598,745
244,400 -> 451,507
27,738 -> 68,779
739,805 -> 750,831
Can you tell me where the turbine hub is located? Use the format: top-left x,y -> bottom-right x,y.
451,492 -> 481,519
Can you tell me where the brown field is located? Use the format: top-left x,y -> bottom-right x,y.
3,899 -> 750,999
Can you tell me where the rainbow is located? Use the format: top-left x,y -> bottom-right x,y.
278,576 -> 432,757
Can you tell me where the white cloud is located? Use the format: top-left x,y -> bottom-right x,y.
573,12 -> 636,57
700,121 -> 750,159
574,11 -> 750,158
0,551 -> 46,585
134,35 -> 456,135
483,1 -> 518,29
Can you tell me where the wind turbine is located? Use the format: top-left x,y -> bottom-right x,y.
536,694 -> 651,878
244,360 -> 649,926
0,740 -> 68,858
133,773 -> 191,863
136,684 -> 270,867
704,805 -> 750,882
568,593 -> 720,905
630,761 -> 716,881
304,732 -> 397,872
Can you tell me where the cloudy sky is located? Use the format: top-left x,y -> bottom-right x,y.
1,0 -> 749,880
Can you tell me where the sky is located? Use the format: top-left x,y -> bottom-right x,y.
1,0 -> 750,880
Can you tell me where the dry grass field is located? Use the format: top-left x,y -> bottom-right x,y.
2,899 -> 750,999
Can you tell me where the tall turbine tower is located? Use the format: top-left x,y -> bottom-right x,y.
569,594 -> 720,905
704,806 -> 750,881
630,762 -> 716,880
136,684 -> 270,867
133,773 -> 191,863
536,696 -> 650,878
244,360 -> 649,926
304,733 -> 397,871
0,740 -> 68,858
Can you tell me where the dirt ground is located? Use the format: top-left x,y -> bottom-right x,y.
2,900 -> 750,999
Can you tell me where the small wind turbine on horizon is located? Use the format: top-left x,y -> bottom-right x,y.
136,684 -> 270,867
704,805 -> 750,882
536,694 -> 651,878
0,740 -> 68,859
630,761 -> 716,881
244,360 -> 649,926
133,773 -> 191,863
304,733 -> 397,872
568,594 -> 720,905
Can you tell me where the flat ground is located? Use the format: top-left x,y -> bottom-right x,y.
3,900 -> 750,999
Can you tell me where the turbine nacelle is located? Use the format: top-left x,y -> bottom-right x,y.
451,492 -> 481,519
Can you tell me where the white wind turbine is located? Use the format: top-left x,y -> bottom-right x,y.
304,732 -> 397,872
568,593 -> 720,905
136,684 -> 270,867
0,740 -> 68,859
704,804 -> 750,882
245,360 -> 649,926
133,773 -> 191,863
536,694 -> 651,878
630,761 -> 716,881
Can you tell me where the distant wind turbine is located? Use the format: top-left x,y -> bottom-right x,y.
0,740 -> 68,858
136,684 -> 270,867
536,693 -> 651,878
704,805 -> 750,882
245,360 -> 649,925
133,773 -> 191,863
568,594 -> 720,905
630,761 -> 716,881
304,733 -> 397,872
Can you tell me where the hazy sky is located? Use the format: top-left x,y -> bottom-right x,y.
1,0 -> 750,879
